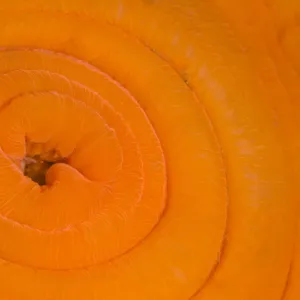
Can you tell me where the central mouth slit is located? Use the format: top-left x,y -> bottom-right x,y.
23,142 -> 67,186
23,156 -> 64,186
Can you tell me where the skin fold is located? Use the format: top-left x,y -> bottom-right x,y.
0,1 -> 298,299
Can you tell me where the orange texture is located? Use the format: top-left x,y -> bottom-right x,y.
0,0 -> 299,300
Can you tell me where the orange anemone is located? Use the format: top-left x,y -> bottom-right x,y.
0,1 -> 299,300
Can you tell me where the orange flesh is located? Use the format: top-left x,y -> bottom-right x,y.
0,1 -> 299,300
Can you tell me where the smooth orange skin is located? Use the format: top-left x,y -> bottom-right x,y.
0,1 -> 298,300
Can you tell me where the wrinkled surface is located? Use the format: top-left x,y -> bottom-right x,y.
0,0 -> 299,299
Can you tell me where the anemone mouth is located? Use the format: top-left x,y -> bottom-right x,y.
23,143 -> 67,186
